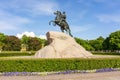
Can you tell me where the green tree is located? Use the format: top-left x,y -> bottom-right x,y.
28,37 -> 41,51
0,33 -> 6,51
0,42 -> 4,52
20,35 -> 47,51
38,38 -> 47,48
0,33 -> 6,42
75,37 -> 94,51
102,37 -> 110,50
21,35 -> 30,44
20,35 -> 30,51
3,36 -> 21,51
108,30 -> 120,50
89,36 -> 104,51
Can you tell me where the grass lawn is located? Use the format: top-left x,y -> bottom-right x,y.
0,51 -> 36,57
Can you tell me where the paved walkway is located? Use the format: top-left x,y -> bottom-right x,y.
0,71 -> 120,80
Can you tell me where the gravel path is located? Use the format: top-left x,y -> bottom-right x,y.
0,71 -> 120,80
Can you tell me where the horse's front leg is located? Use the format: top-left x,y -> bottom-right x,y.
49,20 -> 56,26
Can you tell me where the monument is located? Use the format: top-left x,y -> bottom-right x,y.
49,11 -> 73,37
35,11 -> 92,58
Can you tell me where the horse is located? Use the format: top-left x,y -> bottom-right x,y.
49,11 -> 73,37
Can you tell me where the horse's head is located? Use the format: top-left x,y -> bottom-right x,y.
54,11 -> 61,16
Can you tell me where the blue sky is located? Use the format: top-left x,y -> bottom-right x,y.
0,0 -> 120,40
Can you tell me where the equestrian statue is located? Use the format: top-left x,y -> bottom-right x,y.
49,11 -> 73,37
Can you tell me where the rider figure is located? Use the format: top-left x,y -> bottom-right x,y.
59,11 -> 66,24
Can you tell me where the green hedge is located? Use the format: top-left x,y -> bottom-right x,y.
0,51 -> 35,57
92,52 -> 120,55
0,58 -> 120,72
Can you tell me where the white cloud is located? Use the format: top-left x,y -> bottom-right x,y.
0,21 -> 17,30
39,35 -> 47,39
0,0 -> 59,32
16,31 -> 47,39
0,0 -> 59,31
71,25 -> 94,33
30,1 -> 58,15
16,31 -> 36,38
0,0 -> 59,16
73,10 -> 87,21
97,14 -> 120,23
0,10 -> 31,31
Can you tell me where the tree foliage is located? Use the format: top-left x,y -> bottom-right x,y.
0,33 -> 6,42
102,37 -> 110,50
21,35 -> 30,44
0,33 -> 6,50
21,35 -> 47,51
103,30 -> 120,50
20,35 -> 30,51
89,36 -> 104,51
3,36 -> 21,51
109,30 -> 120,50
27,37 -> 41,51
0,30 -> 120,51
75,37 -> 94,51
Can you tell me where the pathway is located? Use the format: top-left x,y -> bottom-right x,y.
0,71 -> 120,80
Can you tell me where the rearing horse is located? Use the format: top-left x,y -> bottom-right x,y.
49,11 -> 73,37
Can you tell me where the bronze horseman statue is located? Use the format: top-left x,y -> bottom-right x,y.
49,11 -> 73,37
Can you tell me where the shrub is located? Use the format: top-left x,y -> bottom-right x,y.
92,52 -> 120,55
0,51 -> 35,57
0,58 -> 120,72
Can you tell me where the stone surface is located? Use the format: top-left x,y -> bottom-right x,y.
35,31 -> 92,58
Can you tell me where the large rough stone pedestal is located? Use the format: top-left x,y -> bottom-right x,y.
35,31 -> 92,58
